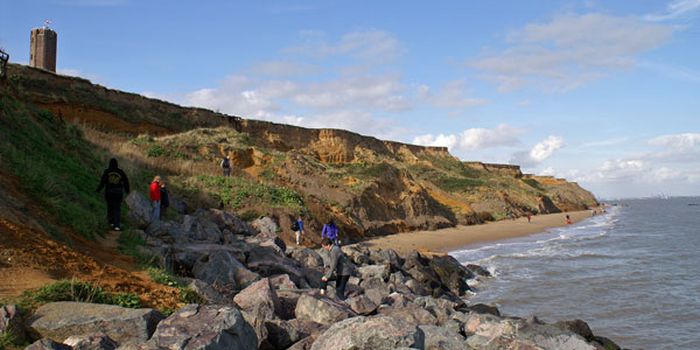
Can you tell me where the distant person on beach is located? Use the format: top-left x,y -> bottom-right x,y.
149,176 -> 162,225
220,156 -> 232,177
322,219 -> 339,245
527,212 -> 532,223
292,215 -> 304,245
565,214 -> 572,225
96,158 -> 130,231
160,181 -> 170,220
320,237 -> 354,300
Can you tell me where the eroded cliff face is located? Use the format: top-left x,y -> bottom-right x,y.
3,63 -> 598,243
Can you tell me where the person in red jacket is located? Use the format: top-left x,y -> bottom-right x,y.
149,175 -> 162,225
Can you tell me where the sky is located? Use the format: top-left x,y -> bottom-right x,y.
2,0 -> 699,199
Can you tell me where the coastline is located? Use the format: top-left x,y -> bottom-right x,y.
365,209 -> 597,254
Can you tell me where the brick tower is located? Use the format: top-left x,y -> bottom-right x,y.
30,23 -> 57,72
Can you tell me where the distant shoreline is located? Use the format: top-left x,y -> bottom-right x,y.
364,209 -> 599,255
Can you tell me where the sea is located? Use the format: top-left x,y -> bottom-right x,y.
451,197 -> 700,350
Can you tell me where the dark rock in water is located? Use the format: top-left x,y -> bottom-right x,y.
63,333 -> 118,350
428,255 -> 473,296
25,338 -> 71,350
27,302 -> 163,345
466,264 -> 491,277
309,315 -> 425,350
467,303 -> 501,317
147,304 -> 257,350
294,293 -> 356,326
418,324 -> 466,350
192,250 -> 260,291
554,319 -> 594,341
288,247 -> 324,269
594,335 -> 622,350
1,304 -> 26,343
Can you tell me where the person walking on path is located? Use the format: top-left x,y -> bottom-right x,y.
320,238 -> 354,300
293,215 -> 304,245
160,181 -> 170,220
96,158 -> 130,231
321,219 -> 339,245
220,156 -> 232,177
149,176 -> 162,225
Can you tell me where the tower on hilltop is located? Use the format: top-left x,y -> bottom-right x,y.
30,20 -> 57,72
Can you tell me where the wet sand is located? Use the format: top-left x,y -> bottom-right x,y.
365,210 -> 596,254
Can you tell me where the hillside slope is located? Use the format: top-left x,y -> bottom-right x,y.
2,63 -> 597,246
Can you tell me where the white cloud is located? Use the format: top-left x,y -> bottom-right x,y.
510,135 -> 564,167
649,133 -> 700,151
429,80 -> 488,109
471,13 -> 674,92
288,30 -> 402,62
412,124 -> 522,152
251,60 -> 318,77
644,0 -> 700,21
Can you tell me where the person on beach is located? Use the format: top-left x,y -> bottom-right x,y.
220,156 -> 232,177
292,215 -> 304,245
565,214 -> 572,225
320,237 -> 354,300
322,219 -> 339,245
96,158 -> 130,231
149,176 -> 162,225
527,212 -> 532,223
160,181 -> 170,220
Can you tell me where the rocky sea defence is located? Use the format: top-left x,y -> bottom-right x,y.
2,199 -> 624,350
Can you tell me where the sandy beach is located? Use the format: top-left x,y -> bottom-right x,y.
365,210 -> 598,254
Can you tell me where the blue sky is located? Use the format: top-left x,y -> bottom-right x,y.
2,0 -> 699,199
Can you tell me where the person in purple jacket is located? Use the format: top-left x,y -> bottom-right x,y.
321,219 -> 339,245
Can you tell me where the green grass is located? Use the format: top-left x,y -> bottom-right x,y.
117,230 -> 153,265
0,95 -> 106,239
147,267 -> 179,287
523,178 -> 545,191
16,279 -> 142,311
182,175 -> 304,209
435,176 -> 485,192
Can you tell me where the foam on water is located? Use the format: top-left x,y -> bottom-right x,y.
452,199 -> 700,350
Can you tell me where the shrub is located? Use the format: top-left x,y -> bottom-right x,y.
18,279 -> 142,310
146,144 -> 166,157
147,267 -> 179,287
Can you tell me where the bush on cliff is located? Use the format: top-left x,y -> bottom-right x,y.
16,279 -> 141,311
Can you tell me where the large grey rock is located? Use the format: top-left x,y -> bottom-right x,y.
346,294 -> 378,315
428,255 -> 473,296
125,192 -> 152,229
182,211 -> 223,242
288,248 -> 324,269
251,216 -> 278,240
269,274 -> 297,290
276,290 -> 302,321
418,325 -> 465,350
377,303 -> 437,326
341,245 -> 372,266
466,264 -> 491,277
27,302 -> 163,345
203,209 -> 255,236
25,338 -> 71,350
294,293 -> 356,325
358,264 -> 390,282
147,304 -> 257,350
309,315 -> 425,350
247,246 -> 308,288
368,249 -> 403,272
181,278 -> 228,305
233,278 -> 281,347
64,333 -> 118,350
191,250 -> 259,291
265,319 -> 326,350
1,304 -> 26,343
170,243 -> 248,271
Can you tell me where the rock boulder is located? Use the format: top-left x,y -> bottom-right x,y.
309,315 -> 425,350
294,294 -> 355,326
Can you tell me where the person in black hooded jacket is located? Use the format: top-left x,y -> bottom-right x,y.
96,158 -> 130,231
